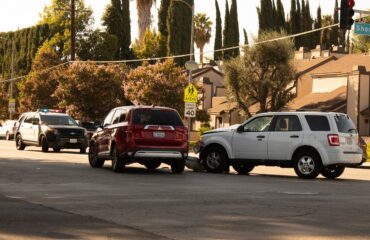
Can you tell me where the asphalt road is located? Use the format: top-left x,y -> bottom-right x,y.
0,139 -> 370,240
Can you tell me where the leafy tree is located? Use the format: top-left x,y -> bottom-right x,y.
158,0 -> 170,57
102,0 -> 131,59
77,30 -> 118,61
0,81 -> 9,120
167,0 -> 194,66
132,29 -> 161,59
229,0 -> 240,57
18,46 -> 63,112
194,13 -> 212,67
124,59 -> 188,115
214,0 -> 222,61
352,15 -> 370,53
224,31 -> 296,117
39,0 -> 93,59
54,63 -> 127,121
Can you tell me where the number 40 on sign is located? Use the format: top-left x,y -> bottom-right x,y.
184,102 -> 196,118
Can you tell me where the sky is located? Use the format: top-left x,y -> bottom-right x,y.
0,0 -> 368,59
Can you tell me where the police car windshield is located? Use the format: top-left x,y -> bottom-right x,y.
41,115 -> 78,126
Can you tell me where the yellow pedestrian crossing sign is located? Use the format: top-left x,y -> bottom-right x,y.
184,83 -> 198,103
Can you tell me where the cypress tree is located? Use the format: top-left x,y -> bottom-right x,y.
158,0 -> 170,57
289,0 -> 297,34
295,0 -> 301,48
167,0 -> 194,66
314,6 -> 322,47
214,0 -> 223,61
331,0 -> 339,46
102,0 -> 131,60
223,0 -> 231,59
229,0 -> 240,57
272,0 -> 278,31
276,0 -> 286,31
305,1 -> 314,49
243,29 -> 249,45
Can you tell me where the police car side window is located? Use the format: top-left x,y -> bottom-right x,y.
24,114 -> 33,124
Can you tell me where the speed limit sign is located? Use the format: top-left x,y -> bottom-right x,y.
184,102 -> 196,118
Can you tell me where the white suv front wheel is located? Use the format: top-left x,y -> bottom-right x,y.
203,146 -> 228,173
294,150 -> 323,179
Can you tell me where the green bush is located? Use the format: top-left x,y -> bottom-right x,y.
199,126 -> 211,137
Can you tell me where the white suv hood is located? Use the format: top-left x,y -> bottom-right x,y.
203,124 -> 240,135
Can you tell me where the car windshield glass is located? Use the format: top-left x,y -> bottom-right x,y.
41,115 -> 78,126
334,114 -> 357,133
81,122 -> 98,130
133,109 -> 184,126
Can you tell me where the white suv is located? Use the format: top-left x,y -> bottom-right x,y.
195,112 -> 363,179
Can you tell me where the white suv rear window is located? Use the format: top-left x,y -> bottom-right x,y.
334,115 -> 356,133
305,115 -> 330,131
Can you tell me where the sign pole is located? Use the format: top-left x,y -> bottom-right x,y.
188,70 -> 192,142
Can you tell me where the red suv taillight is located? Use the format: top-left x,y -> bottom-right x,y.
328,134 -> 340,146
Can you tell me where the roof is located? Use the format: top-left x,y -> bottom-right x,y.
191,66 -> 223,79
311,54 -> 370,76
287,86 -> 347,112
294,56 -> 336,75
208,97 -> 238,114
112,105 -> 176,111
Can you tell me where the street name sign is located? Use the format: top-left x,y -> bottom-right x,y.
184,102 -> 197,118
354,23 -> 370,36
184,83 -> 198,103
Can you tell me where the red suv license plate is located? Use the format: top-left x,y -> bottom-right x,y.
153,131 -> 165,138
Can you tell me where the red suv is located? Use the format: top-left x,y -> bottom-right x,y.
88,106 -> 188,174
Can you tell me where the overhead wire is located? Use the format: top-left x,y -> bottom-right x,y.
0,23 -> 339,84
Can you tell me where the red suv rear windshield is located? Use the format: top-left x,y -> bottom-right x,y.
132,109 -> 184,126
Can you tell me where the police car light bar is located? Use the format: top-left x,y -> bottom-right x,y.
37,108 -> 65,113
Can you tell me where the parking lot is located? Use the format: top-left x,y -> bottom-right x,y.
0,139 -> 370,240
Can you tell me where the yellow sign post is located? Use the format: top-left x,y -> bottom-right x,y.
184,83 -> 198,103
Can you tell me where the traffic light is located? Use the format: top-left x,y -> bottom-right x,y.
340,0 -> 355,30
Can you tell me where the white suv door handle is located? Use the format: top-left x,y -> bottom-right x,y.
290,135 -> 299,138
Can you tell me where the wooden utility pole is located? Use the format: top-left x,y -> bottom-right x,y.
71,0 -> 76,61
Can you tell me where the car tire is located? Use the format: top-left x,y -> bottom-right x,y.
321,165 -> 345,179
16,134 -> 26,150
232,163 -> 255,175
111,146 -> 124,173
80,147 -> 87,154
88,143 -> 105,168
41,136 -> 49,153
202,146 -> 228,173
144,161 -> 161,170
293,150 -> 323,179
5,132 -> 10,141
171,159 -> 185,174
53,147 -> 61,152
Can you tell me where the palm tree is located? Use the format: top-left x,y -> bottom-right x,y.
136,0 -> 155,46
194,13 -> 212,67
320,15 -> 333,50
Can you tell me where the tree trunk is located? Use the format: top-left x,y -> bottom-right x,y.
137,0 -> 153,46
199,45 -> 204,67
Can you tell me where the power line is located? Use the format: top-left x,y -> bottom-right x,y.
0,23 -> 339,84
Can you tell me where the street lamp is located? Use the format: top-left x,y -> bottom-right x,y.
0,36 -> 15,120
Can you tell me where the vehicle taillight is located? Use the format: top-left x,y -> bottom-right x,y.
328,134 -> 340,146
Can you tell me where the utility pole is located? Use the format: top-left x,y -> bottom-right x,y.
71,0 -> 76,61
10,41 -> 14,120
